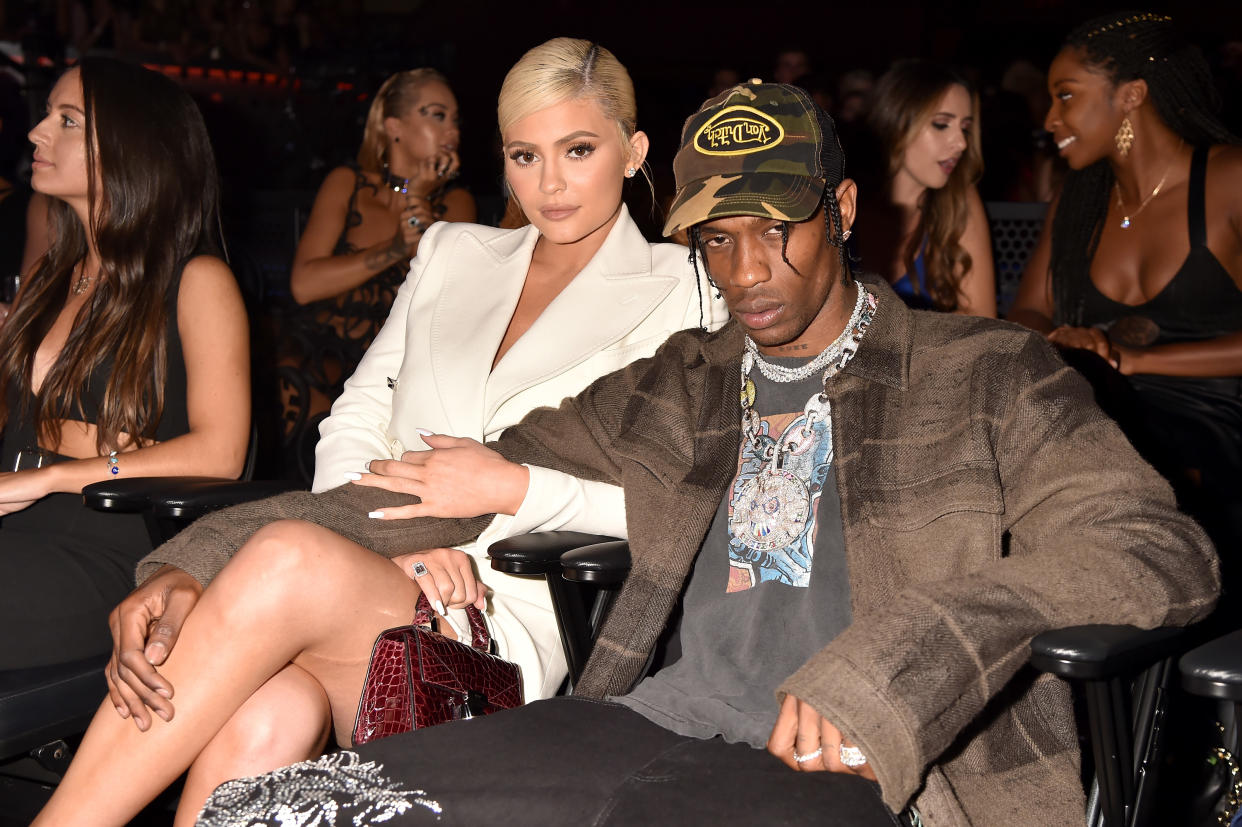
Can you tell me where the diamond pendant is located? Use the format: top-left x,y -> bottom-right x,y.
1120,216 -> 1132,229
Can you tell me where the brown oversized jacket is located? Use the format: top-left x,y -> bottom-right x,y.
140,278 -> 1219,825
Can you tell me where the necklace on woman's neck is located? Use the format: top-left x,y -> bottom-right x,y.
383,166 -> 412,195
1114,140 -> 1183,229
71,264 -> 95,295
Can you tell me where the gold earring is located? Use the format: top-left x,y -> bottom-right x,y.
1115,118 -> 1134,157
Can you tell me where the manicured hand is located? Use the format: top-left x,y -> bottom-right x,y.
350,433 -> 529,520
391,548 -> 487,617
767,694 -> 879,781
105,565 -> 203,731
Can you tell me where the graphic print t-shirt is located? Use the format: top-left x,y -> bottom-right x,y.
617,359 -> 852,748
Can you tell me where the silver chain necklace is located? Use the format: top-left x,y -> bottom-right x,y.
729,287 -> 877,552
742,285 -> 870,384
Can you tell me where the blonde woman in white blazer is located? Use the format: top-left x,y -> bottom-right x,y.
317,202 -> 724,702
32,39 -> 725,827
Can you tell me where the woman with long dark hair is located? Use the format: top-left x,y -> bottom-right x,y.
1009,12 -> 1242,565
0,58 -> 250,669
851,60 -> 996,315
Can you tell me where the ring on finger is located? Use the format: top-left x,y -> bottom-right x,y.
411,561 -> 430,578
793,747 -> 823,764
839,744 -> 868,767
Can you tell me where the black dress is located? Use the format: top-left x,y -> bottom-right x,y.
0,273 -> 190,668
1066,145 -> 1242,571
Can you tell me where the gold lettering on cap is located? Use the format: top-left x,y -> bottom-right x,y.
692,106 -> 784,156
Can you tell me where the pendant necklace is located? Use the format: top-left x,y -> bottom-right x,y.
71,264 -> 95,295
1114,140 -> 1182,229
728,286 -> 877,550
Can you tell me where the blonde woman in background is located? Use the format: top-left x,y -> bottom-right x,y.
33,38 -> 726,826
281,69 -> 476,421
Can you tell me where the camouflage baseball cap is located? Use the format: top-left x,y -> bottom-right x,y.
663,80 -> 845,236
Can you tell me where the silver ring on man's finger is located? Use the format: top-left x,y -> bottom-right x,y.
411,561 -> 430,578
793,747 -> 823,764
839,744 -> 868,767
407,215 -> 424,230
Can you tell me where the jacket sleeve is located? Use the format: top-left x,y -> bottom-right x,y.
137,342 -> 668,588
777,334 -> 1221,812
310,222 -> 448,492
135,483 -> 492,587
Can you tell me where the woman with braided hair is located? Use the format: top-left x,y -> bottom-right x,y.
1009,11 -> 1242,565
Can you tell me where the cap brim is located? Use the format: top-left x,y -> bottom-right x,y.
662,171 -> 826,237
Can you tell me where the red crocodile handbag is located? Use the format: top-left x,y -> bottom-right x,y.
352,593 -> 524,746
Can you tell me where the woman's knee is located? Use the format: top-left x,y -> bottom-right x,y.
228,520 -> 356,592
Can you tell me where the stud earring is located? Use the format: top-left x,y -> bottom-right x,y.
625,168 -> 636,178
1114,118 -> 1134,157
841,229 -> 852,241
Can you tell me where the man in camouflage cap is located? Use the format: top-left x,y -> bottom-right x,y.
194,82 -> 1216,827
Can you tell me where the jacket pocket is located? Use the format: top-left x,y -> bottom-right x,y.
858,460 -> 1003,531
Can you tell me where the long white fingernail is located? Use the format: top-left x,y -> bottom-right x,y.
344,472 -> 362,481
415,427 -> 434,437
434,600 -> 446,615
368,511 -> 385,519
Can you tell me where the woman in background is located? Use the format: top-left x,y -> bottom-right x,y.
0,58 -> 249,670
1009,12 -> 1242,579
851,59 -> 995,315
281,69 -> 475,427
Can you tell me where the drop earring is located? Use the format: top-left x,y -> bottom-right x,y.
1114,118 -> 1134,157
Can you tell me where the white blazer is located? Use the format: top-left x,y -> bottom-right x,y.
312,206 -> 727,699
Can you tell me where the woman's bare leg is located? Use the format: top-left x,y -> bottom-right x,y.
174,663 -> 331,827
34,520 -> 417,827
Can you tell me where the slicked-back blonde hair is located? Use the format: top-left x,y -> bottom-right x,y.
357,68 -> 449,174
498,38 -> 637,145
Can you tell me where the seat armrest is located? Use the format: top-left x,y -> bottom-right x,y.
1180,629 -> 1242,701
150,479 -> 304,522
561,541 -> 631,585
1029,624 -> 1187,680
83,476 -> 224,513
487,532 -> 621,575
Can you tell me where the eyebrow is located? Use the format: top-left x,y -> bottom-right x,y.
48,102 -> 85,115
503,130 -> 601,151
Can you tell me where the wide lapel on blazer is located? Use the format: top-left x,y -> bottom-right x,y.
483,207 -> 681,423
429,224 -> 541,438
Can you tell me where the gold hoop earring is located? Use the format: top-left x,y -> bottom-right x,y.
1115,118 -> 1134,157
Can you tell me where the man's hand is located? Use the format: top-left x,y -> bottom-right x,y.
351,434 -> 530,520
767,694 -> 878,781
105,565 -> 203,731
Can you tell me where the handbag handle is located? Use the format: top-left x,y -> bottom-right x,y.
414,592 -> 490,652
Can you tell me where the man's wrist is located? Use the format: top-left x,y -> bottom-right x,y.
503,463 -> 531,516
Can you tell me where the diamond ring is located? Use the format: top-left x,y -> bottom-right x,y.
793,747 -> 823,764
839,744 -> 868,768
411,561 -> 430,578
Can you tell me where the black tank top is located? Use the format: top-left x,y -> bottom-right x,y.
1080,145 -> 1242,346
1,265 -> 191,468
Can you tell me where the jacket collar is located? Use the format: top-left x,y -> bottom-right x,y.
699,273 -> 912,392
430,206 -> 682,435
